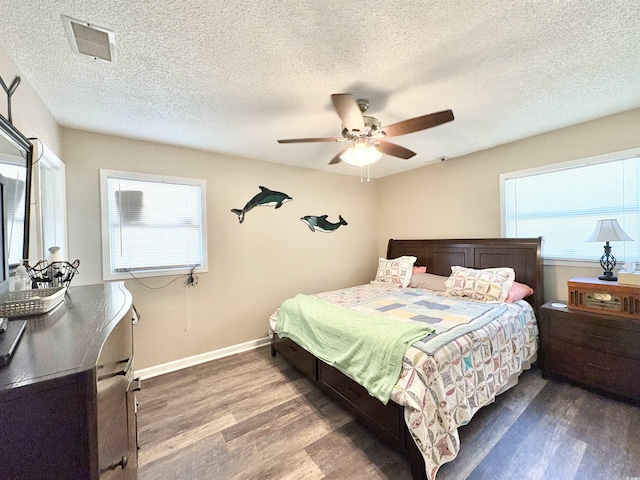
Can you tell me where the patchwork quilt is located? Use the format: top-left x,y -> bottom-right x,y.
269,283 -> 538,480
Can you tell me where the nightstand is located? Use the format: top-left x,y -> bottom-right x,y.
539,301 -> 640,402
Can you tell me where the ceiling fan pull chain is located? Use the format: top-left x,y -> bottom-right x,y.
360,166 -> 364,183
367,165 -> 371,182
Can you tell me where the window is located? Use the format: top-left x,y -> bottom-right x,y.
501,148 -> 640,263
33,144 -> 68,261
0,154 -> 27,266
100,169 -> 208,281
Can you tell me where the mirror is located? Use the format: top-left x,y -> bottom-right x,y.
0,116 -> 32,272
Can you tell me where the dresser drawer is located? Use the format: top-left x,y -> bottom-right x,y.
318,360 -> 404,448
546,311 -> 640,360
274,336 -> 316,380
546,339 -> 640,400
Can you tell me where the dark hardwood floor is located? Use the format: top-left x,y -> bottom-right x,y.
137,346 -> 640,480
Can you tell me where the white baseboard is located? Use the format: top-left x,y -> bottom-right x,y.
134,336 -> 271,380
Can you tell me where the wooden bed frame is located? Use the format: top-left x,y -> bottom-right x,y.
271,238 -> 543,480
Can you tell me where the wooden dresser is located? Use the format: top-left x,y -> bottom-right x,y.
539,300 -> 640,402
0,282 -> 138,479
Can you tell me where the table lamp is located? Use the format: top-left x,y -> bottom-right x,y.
586,219 -> 633,281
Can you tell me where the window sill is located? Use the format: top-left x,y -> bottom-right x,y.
542,259 -> 601,268
103,266 -> 208,282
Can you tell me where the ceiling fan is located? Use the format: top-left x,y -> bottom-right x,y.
277,94 -> 454,166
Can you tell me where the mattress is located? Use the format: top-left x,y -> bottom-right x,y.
269,283 -> 538,479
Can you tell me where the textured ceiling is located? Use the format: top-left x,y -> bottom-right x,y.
1,1 -> 639,178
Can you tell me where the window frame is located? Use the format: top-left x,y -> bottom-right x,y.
500,146 -> 640,267
0,152 -> 29,267
99,169 -> 208,281
32,143 -> 69,262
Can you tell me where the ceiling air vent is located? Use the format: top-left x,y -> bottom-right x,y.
62,15 -> 115,63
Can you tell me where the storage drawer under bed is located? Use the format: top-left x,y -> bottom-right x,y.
317,360 -> 406,449
272,334 -> 408,452
273,336 -> 316,380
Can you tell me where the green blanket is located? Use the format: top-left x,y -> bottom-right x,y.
276,294 -> 435,403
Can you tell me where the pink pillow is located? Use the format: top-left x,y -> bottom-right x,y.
504,281 -> 534,303
412,266 -> 427,275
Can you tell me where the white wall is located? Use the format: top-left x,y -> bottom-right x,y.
62,128 -> 379,369
376,108 -> 640,301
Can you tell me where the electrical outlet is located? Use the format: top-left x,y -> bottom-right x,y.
186,273 -> 198,287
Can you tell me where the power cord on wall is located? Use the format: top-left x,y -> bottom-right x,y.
126,271 -> 183,289
125,266 -> 199,289
26,137 -> 44,166
183,265 -> 199,333
124,267 -> 198,334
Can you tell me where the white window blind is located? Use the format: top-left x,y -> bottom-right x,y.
0,158 -> 27,266
100,170 -> 207,280
503,154 -> 640,262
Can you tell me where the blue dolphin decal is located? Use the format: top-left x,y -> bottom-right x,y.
300,215 -> 348,233
231,186 -> 292,223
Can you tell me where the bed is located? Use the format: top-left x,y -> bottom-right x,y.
270,238 -> 543,480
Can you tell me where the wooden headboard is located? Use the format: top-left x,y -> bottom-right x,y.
387,238 -> 544,316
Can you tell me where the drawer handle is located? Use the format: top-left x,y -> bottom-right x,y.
98,357 -> 133,381
130,377 -> 142,392
586,362 -> 611,371
100,455 -> 128,474
346,386 -> 362,398
587,333 -> 611,341
114,455 -> 128,470
287,345 -> 297,352
132,304 -> 141,324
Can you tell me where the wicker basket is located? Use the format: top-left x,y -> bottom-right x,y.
25,259 -> 80,289
0,286 -> 66,318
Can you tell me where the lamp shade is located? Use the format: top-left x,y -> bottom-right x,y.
340,144 -> 383,167
586,219 -> 634,242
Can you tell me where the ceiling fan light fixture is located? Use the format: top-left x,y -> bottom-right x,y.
277,94 -> 454,167
340,144 -> 383,167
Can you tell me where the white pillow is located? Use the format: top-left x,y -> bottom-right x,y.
373,256 -> 417,288
445,266 -> 515,302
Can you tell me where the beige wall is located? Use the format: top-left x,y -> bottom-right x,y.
0,47 -> 60,156
62,128 -> 379,369
376,108 -> 640,301
0,46 -> 61,262
6,42 -> 640,369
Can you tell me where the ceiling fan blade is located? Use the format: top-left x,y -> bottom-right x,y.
277,137 -> 343,144
382,110 -> 454,137
331,94 -> 365,133
329,147 -> 349,165
376,140 -> 416,159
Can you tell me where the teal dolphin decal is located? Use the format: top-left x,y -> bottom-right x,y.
300,215 -> 348,232
231,186 -> 292,223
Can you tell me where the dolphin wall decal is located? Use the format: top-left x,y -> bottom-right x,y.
300,215 -> 348,233
231,186 -> 292,223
